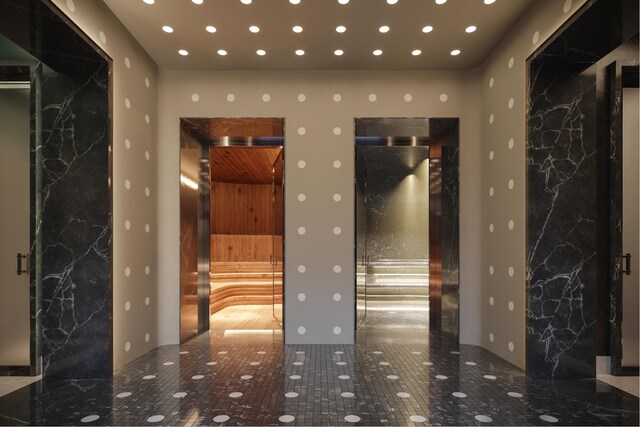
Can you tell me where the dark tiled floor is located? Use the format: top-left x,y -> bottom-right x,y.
0,331 -> 638,426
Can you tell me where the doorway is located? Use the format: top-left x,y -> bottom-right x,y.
354,118 -> 460,343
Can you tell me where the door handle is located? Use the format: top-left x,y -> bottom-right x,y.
16,253 -> 28,275
621,253 -> 631,276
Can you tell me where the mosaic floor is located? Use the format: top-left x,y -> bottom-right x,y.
0,331 -> 638,426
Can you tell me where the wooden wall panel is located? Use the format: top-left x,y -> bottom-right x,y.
211,235 -> 283,262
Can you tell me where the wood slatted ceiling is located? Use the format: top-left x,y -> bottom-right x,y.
210,147 -> 282,184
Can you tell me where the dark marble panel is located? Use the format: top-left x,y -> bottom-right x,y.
441,145 -> 460,340
527,62 -> 598,379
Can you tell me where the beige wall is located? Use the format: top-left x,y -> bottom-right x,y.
480,0 -> 587,368
158,70 -> 483,345
52,0 -> 159,371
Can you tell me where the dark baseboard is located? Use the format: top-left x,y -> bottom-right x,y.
0,366 -> 32,376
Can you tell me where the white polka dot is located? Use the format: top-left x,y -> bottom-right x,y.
484,375 -> 497,380
439,93 -> 448,102
508,98 -> 515,109
508,267 -> 514,277
532,31 -> 540,44
335,351 -> 344,354
508,57 -> 515,68
508,220 -> 515,230
373,351 -> 383,355
125,342 -> 131,352
191,93 -> 200,102
489,265 -> 494,275
124,220 -> 131,230
345,415 -> 361,423
489,333 -> 495,342
293,361 -> 303,366
262,93 -> 271,102
387,375 -> 399,380
452,392 -> 467,398
192,375 -> 204,380
368,93 -> 377,102
81,415 -> 100,423
279,415 -> 295,423
333,160 -> 342,169
285,392 -> 299,398
257,351 -> 266,355
124,138 -> 131,149
145,333 -> 150,342
145,266 -> 150,276
297,326 -> 306,335
489,77 -> 495,88
333,94 -> 342,102
333,293 -> 342,301
412,351 -> 422,355
173,392 -> 187,398
404,93 -> 413,102
508,342 -> 515,352
297,93 -> 306,102
145,114 -> 150,124
116,392 -> 131,398
465,361 -> 476,366
145,78 -> 150,88
179,351 -> 189,354
333,193 -> 342,202
147,415 -> 165,423
489,150 -> 494,160
336,361 -> 347,366
218,351 -> 228,355
99,31 -> 106,44
125,301 -> 131,311
207,362 -> 217,366
508,138 -> 515,149
290,375 -> 301,379
298,127 -> 306,135
475,415 -> 492,423
341,392 -> 355,398
508,301 -> 515,311
145,187 -> 150,197
333,226 -> 342,235
333,127 -> 342,136
125,179 -> 131,190
396,392 -> 410,398
489,224 -> 494,233
297,265 -> 306,273
333,326 -> 342,335
125,266 -> 131,277
422,361 -> 433,366
333,265 -> 342,273
563,0 -> 572,13
124,98 -> 131,109
508,392 -> 523,398
229,392 -> 243,398
297,160 -> 306,169
297,293 -> 306,301
297,193 -> 306,202
213,415 -> 230,423
489,297 -> 495,306
66,0 -> 75,12
379,361 -> 390,366
508,179 -> 515,189
143,375 -> 156,380
489,187 -> 495,197
163,361 -> 173,366
410,415 -> 427,423
338,375 -> 350,380
540,415 -> 559,423
435,375 -> 448,380
489,114 -> 495,124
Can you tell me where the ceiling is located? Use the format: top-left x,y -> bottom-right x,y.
103,0 -> 534,71
210,147 -> 282,184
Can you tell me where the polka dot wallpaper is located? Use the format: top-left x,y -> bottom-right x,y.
53,0 -> 159,370
158,70 -> 484,345
480,0 -> 586,368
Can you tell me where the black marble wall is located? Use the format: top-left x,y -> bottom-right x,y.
0,0 -> 112,379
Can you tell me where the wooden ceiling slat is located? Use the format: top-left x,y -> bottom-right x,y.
210,147 -> 282,184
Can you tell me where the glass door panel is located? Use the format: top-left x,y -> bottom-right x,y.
355,153 -> 367,328
272,151 -> 284,326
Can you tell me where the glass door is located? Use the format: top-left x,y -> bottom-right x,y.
355,152 -> 367,328
272,150 -> 284,326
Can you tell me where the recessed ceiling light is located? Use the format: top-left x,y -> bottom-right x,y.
465,25 -> 477,33
387,0 -> 398,4
412,49 -> 422,56
290,0 -> 301,4
295,49 -> 305,56
249,25 -> 260,33
240,0 -> 252,4
293,25 -> 303,33
334,49 -> 344,56
217,49 -> 228,56
422,25 -> 434,33
143,0 -> 154,4
192,0 -> 203,4
435,0 -> 447,4
379,25 -> 390,33
162,26 -> 174,33
450,49 -> 461,56
256,49 -> 266,56
178,49 -> 189,56
336,25 -> 346,33
373,49 -> 383,56
206,25 -> 217,33
338,0 -> 349,4
484,0 -> 496,4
